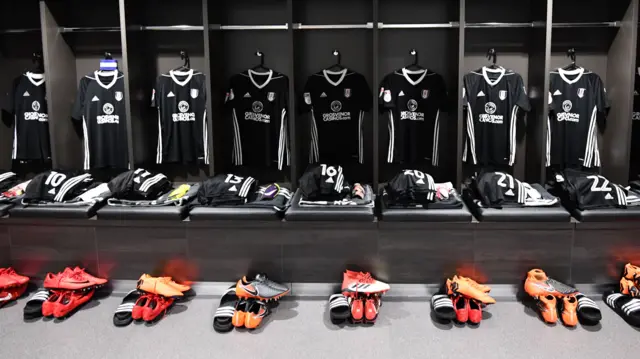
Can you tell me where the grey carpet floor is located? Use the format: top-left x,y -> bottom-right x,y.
0,294 -> 638,359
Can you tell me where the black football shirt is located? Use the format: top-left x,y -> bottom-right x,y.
379,68 -> 448,165
225,70 -> 289,170
463,67 -> 530,166
547,68 -> 609,168
8,72 -> 50,161
152,69 -> 208,164
300,69 -> 372,164
71,71 -> 128,170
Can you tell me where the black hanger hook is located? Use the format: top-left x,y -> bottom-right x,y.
410,49 -> 418,65
486,48 -> 497,65
103,52 -> 113,60
180,50 -> 190,68
333,49 -> 341,65
255,50 -> 264,67
567,48 -> 576,64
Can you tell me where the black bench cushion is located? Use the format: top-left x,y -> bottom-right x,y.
0,204 -> 13,217
97,205 -> 189,220
9,203 -> 102,219
189,206 -> 282,221
284,189 -> 375,222
379,197 -> 473,222
572,207 -> 640,222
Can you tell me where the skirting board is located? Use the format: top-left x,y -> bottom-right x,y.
96,280 -> 606,301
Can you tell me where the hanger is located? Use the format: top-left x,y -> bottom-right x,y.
562,48 -> 579,70
326,50 -> 345,72
486,48 -> 500,69
405,49 -> 424,71
98,52 -> 118,73
251,50 -> 269,72
172,51 -> 191,71
31,52 -> 44,74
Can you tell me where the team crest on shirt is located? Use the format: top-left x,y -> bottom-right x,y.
115,91 -> 123,101
344,88 -> 351,98
267,92 -> 275,102
577,88 -> 585,98
499,90 -> 507,100
422,89 -> 429,99
190,89 -> 199,99
383,90 -> 392,103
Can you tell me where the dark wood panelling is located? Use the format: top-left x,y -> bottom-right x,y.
9,225 -> 97,278
379,229 -> 474,283
282,229 -> 379,282
96,226 -> 187,279
474,228 -> 574,283
0,226 -> 10,267
187,228 -> 284,281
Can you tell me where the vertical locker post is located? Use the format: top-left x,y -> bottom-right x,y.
602,0 -> 639,183
372,0 -> 379,191
118,0 -> 134,170
456,0 -> 466,189
202,0 -> 215,175
39,0 -> 80,170
287,0 -> 297,188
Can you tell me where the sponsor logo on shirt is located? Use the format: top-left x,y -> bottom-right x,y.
556,100 -> 579,123
97,102 -> 119,124
245,101 -> 270,123
479,102 -> 503,124
633,112 -> 640,121
400,99 -> 425,121
172,101 -> 195,122
323,101 -> 350,121
24,100 -> 48,122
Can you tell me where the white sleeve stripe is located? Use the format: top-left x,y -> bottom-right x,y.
358,111 -> 364,164
387,110 -> 395,163
310,112 -> 319,163
232,109 -> 242,165
509,106 -> 518,165
203,110 -> 209,165
12,115 -> 17,159
55,174 -> 89,202
82,116 -> 90,170
156,108 -> 162,163
278,110 -> 284,170
432,110 -> 440,166
546,116 -> 551,166
584,106 -> 597,167
466,105 -> 477,164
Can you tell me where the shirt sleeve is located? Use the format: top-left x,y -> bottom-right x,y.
514,75 -> 531,112
6,77 -> 20,115
436,74 -> 449,112
358,75 -> 373,112
71,78 -> 87,121
151,77 -> 160,108
378,75 -> 394,111
594,75 -> 610,112
300,77 -> 313,114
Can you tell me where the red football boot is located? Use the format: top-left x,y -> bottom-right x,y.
0,283 -> 28,306
468,298 -> 483,324
142,295 -> 174,322
342,271 -> 390,296
132,294 -> 153,321
364,296 -> 381,324
350,297 -> 364,323
452,296 -> 469,323
0,267 -> 29,287
72,267 -> 108,287
42,291 -> 65,317
53,289 -> 95,318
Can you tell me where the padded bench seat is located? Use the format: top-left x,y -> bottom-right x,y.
284,189 -> 375,222
462,189 -> 571,222
9,204 -> 101,219
379,198 -> 473,222
0,204 -> 13,217
97,205 -> 189,220
572,206 -> 640,222
189,206 -> 282,221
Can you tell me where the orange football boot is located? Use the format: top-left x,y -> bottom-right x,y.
454,275 -> 491,293
561,295 -> 578,327
446,277 -> 495,304
236,274 -> 290,301
537,294 -> 558,324
244,300 -> 270,329
137,274 -> 184,297
620,277 -> 640,297
232,300 -> 250,328
524,269 -> 578,298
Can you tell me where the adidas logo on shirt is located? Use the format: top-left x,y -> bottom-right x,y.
92,96 -> 100,102
229,185 -> 238,192
505,189 -> 514,196
477,91 -> 485,97
398,91 -> 405,97
243,93 -> 251,98
605,193 -> 614,200
48,188 -> 56,195
553,90 -> 562,96
320,92 -> 327,98
23,91 -> 30,97
167,91 -> 175,97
